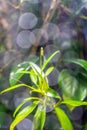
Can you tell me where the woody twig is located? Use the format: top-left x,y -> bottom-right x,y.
29,0 -> 61,56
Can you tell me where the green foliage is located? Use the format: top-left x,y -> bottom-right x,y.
0,105 -> 7,127
60,58 -> 87,101
55,107 -> 73,130
58,69 -> 87,101
32,105 -> 46,130
9,56 -> 38,86
65,58 -> 87,71
62,100 -> 87,107
1,49 -> 87,130
10,101 -> 38,130
58,69 -> 79,100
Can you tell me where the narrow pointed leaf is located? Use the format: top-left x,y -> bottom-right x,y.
0,84 -> 27,94
29,62 -> 42,75
61,100 -> 87,107
32,105 -> 46,130
42,50 -> 59,70
13,100 -> 28,117
41,78 -> 49,91
13,97 -> 39,117
30,70 -> 38,85
46,88 -> 61,99
29,62 -> 49,91
0,83 -> 38,95
10,101 -> 38,130
55,107 -> 73,130
45,66 -> 54,76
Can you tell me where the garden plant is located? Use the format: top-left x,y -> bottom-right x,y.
1,48 -> 87,130
1,0 -> 87,130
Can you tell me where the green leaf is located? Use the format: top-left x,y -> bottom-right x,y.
58,69 -> 79,100
42,50 -> 59,70
76,73 -> 87,100
41,78 -> 49,91
29,62 -> 49,91
46,88 -> 61,99
0,105 -> 7,126
0,84 -> 27,94
10,101 -> 38,130
13,97 -> 39,117
55,107 -> 73,130
59,71 -> 87,101
80,15 -> 87,20
32,105 -> 46,130
65,59 -> 87,71
45,66 -> 54,76
30,70 -> 38,85
84,123 -> 87,130
10,61 -> 30,86
61,100 -> 87,107
0,112 -> 6,126
10,57 -> 38,86
29,62 -> 42,75
0,84 -> 36,94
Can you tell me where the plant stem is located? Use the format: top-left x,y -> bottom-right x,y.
40,47 -> 44,69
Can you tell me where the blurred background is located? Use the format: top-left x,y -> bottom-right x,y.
0,0 -> 87,129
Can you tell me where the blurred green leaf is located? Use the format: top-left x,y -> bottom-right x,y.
0,105 -> 6,112
80,15 -> 87,20
55,107 -> 73,130
0,105 -> 7,127
10,101 -> 38,130
84,123 -> 87,130
58,69 -> 79,100
0,112 -> 6,127
77,74 -> 87,100
65,59 -> 87,71
32,105 -> 46,130
58,69 -> 87,108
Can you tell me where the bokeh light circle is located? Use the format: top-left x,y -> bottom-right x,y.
19,12 -> 38,29
61,40 -> 71,50
17,118 -> 32,130
16,30 -> 35,49
33,28 -> 48,46
43,23 -> 60,40
14,91 -> 30,107
71,107 -> 83,121
47,68 -> 59,86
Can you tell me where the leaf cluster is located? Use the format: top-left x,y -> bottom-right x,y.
1,49 -> 87,130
